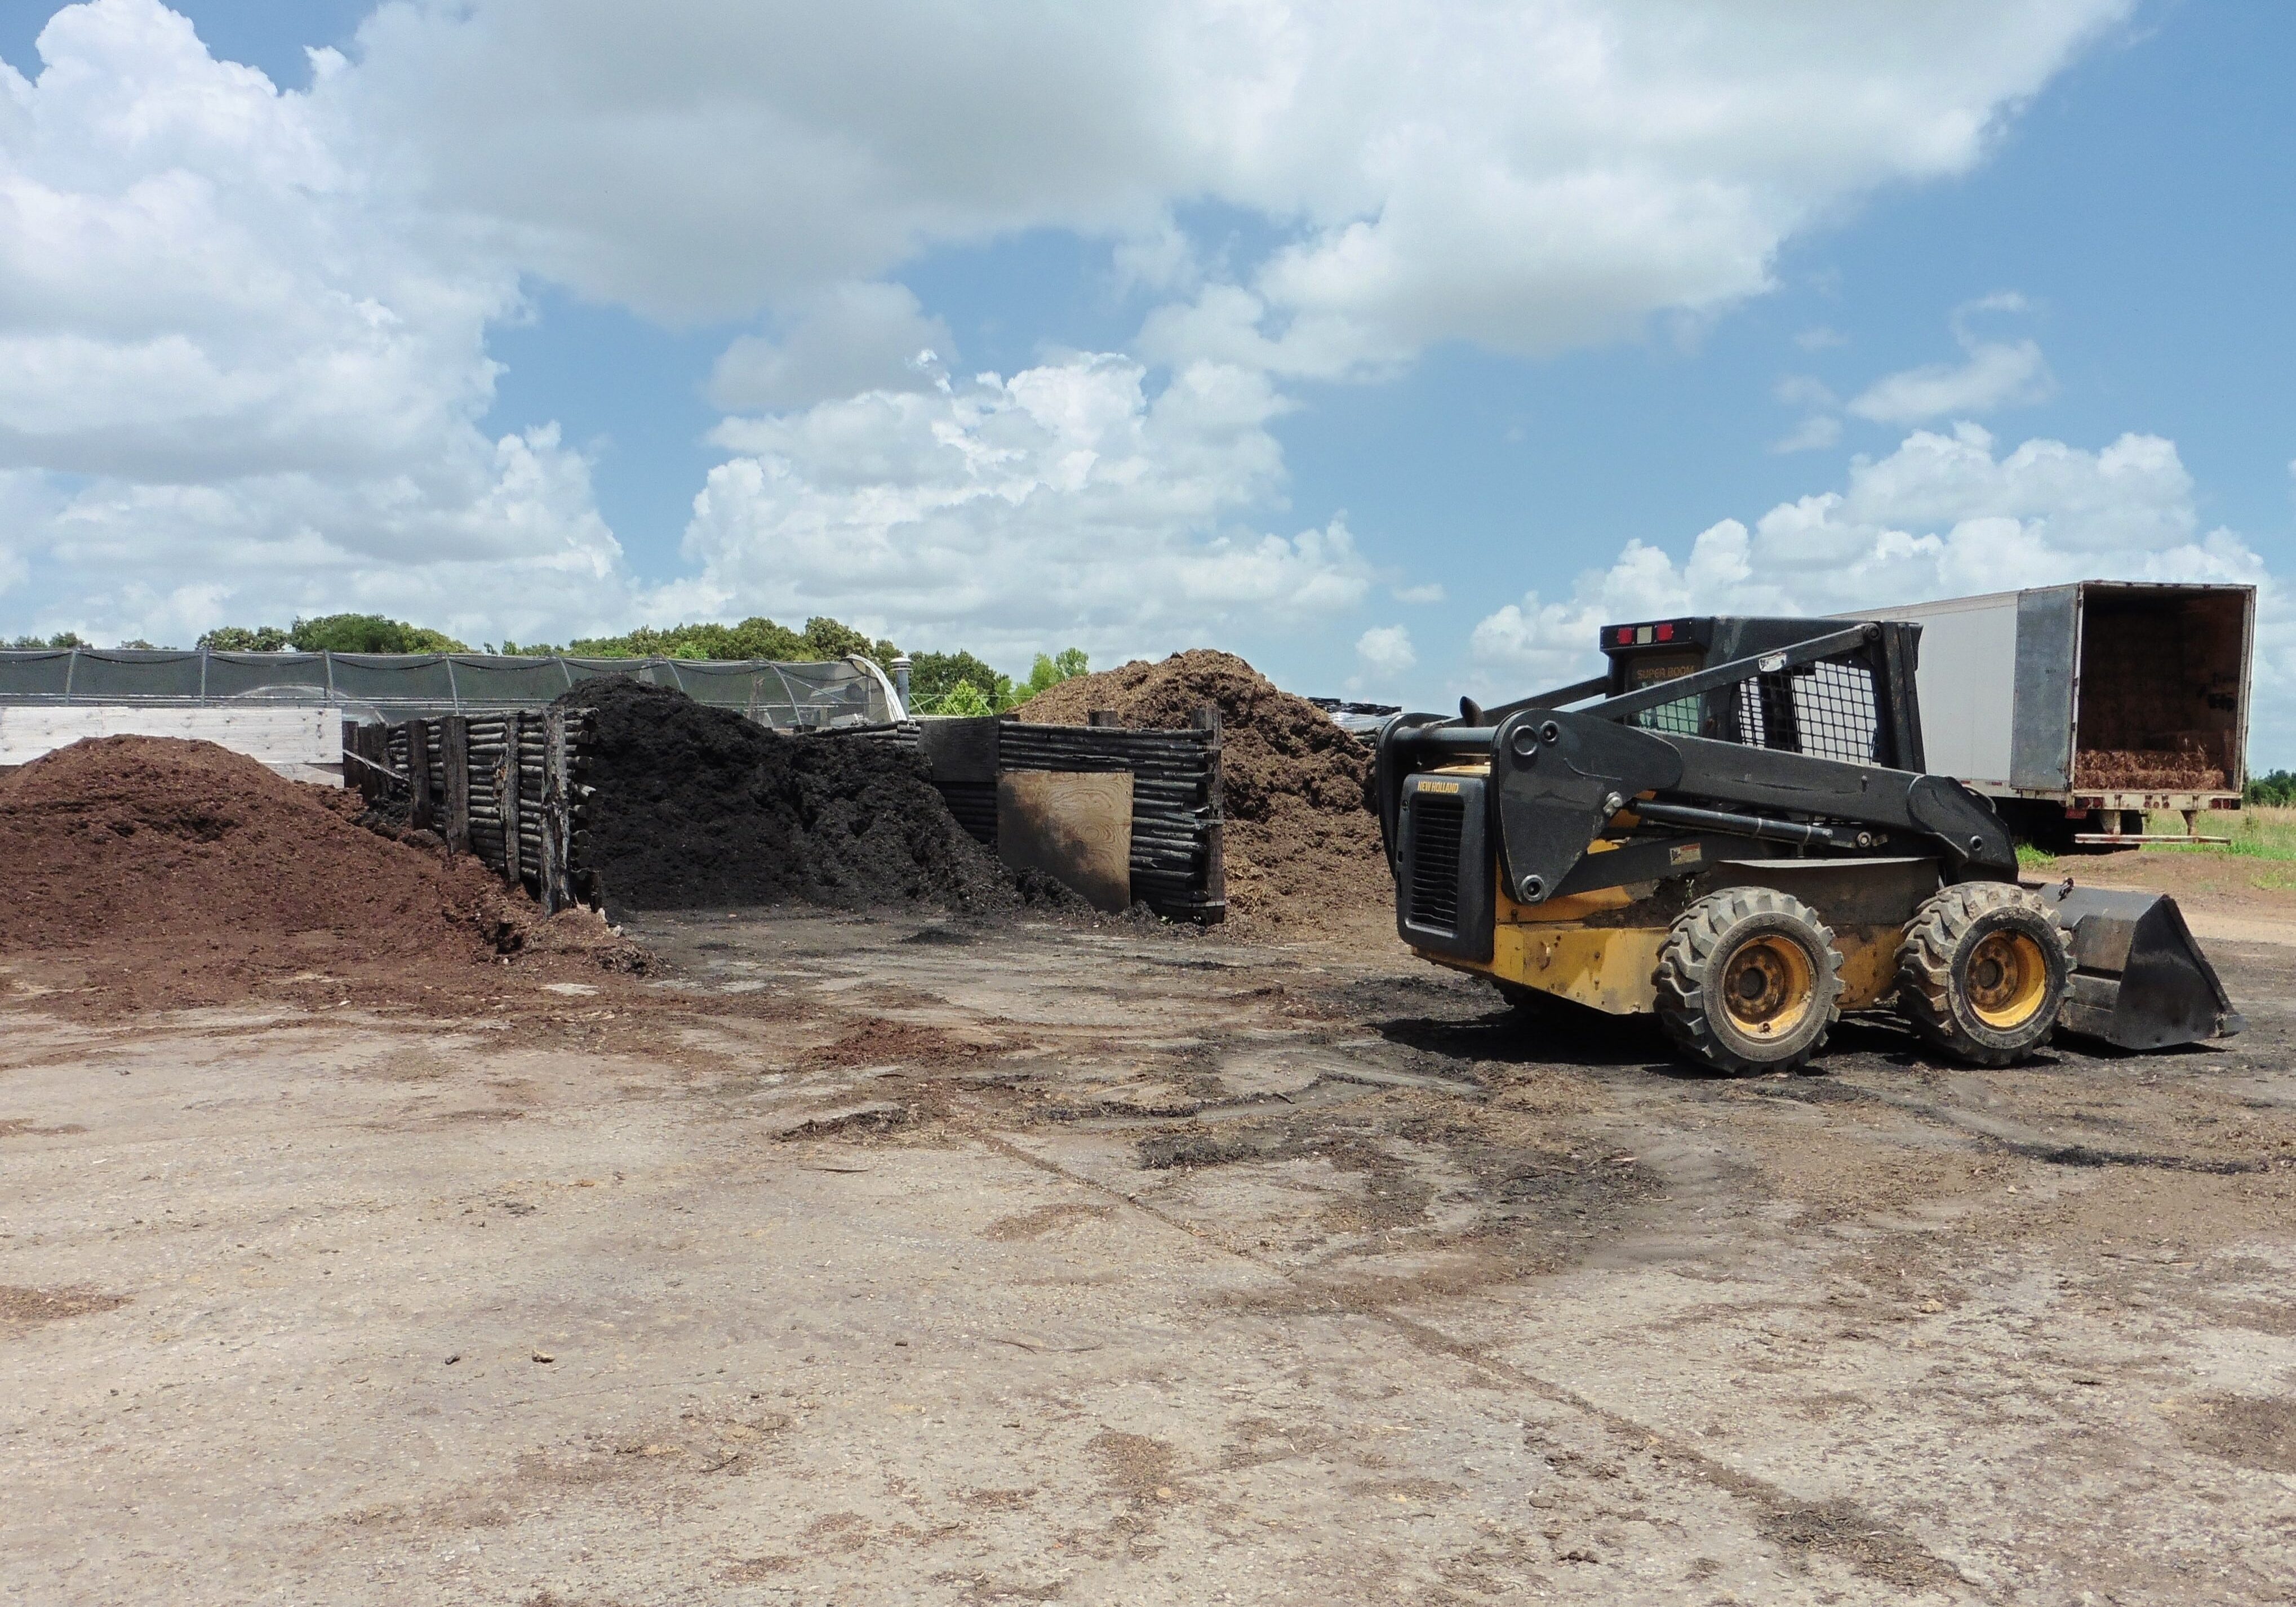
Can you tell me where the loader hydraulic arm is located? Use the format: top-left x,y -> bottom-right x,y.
1480,707 -> 2016,904
1378,617 -> 2014,905
1377,623 -> 1898,873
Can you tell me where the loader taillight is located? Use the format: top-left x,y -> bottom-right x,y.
1610,620 -> 1685,648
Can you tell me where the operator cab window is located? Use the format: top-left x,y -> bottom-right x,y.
1623,649 -> 1703,736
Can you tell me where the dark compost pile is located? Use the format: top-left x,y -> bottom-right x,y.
567,678 -> 1078,916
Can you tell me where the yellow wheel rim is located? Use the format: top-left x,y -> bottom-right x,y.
1720,935 -> 1816,1039
1966,929 -> 2049,1029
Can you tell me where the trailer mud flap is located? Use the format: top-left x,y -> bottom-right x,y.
2037,885 -> 2244,1050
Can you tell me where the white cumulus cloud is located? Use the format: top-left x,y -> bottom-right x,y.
1772,415 -> 1843,454
336,0 -> 2132,375
0,0 -> 2156,665
1848,293 -> 2055,425
1848,338 -> 2053,425
0,0 -> 628,645
1354,624 -> 1416,676
708,282 -> 956,414
1469,424 -> 2289,757
673,353 -> 1371,665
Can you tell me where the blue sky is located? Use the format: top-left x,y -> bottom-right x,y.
0,1 -> 2288,760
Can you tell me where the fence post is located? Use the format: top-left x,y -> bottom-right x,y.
538,709 -> 566,915
500,713 -> 523,889
440,714 -> 470,855
365,724 -> 389,807
1087,709 -> 1119,729
1194,703 -> 1227,923
405,718 -> 433,831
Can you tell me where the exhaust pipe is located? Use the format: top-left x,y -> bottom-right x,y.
2037,884 -> 2244,1051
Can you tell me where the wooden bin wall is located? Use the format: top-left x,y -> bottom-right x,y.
344,708 -> 595,913
916,712 -> 1227,923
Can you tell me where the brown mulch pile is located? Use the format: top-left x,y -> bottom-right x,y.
0,735 -> 628,1012
1015,650 -> 1391,934
2073,750 -> 2229,791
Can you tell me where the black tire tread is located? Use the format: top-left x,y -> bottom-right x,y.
1653,887 -> 1842,1076
1895,882 -> 2071,1067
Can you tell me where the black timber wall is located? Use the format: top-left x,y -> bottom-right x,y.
916,712 -> 1226,923
344,708 -> 595,913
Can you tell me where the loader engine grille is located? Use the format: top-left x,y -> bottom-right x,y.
1406,793 -> 1466,931
1731,659 -> 1880,765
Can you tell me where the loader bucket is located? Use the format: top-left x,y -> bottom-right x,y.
2036,884 -> 2244,1051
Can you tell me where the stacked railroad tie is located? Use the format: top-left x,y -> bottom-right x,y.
345,708 -> 594,912
918,709 -> 1227,922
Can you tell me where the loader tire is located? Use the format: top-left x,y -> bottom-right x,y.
1895,883 -> 2071,1066
1653,889 -> 1842,1076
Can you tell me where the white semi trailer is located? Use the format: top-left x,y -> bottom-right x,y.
1846,581 -> 2255,849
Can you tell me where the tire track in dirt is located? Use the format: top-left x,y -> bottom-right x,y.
958,1124 -> 1991,1599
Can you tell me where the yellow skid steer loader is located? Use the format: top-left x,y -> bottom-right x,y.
1375,616 -> 2241,1074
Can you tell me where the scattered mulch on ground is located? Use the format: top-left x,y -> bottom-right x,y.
1014,649 -> 1391,934
0,1285 -> 131,1325
567,678 -> 1082,918
2177,1393 -> 2296,1475
798,1018 -> 1017,1071
0,735 -> 616,1013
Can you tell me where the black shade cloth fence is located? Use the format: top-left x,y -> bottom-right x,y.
0,649 -> 895,729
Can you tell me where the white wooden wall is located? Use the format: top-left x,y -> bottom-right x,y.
0,705 -> 344,784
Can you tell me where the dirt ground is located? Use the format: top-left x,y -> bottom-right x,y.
5,882 -> 2295,1604
2064,847 -> 2296,950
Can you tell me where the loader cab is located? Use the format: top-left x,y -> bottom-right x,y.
1597,615 -> 1928,771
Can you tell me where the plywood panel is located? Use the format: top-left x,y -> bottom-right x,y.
997,770 -> 1133,913
0,705 -> 340,773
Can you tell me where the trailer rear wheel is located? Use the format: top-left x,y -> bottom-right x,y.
1654,889 -> 1842,1075
1896,884 -> 2070,1066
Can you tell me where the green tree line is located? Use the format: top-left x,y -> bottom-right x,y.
4,631 -> 88,649
198,614 -> 468,654
8,611 -> 1087,714
908,647 -> 1087,714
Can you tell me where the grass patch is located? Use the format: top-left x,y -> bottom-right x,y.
2142,805 -> 2296,862
2017,844 -> 2059,872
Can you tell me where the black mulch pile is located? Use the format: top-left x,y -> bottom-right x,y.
562,678 -> 1083,917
